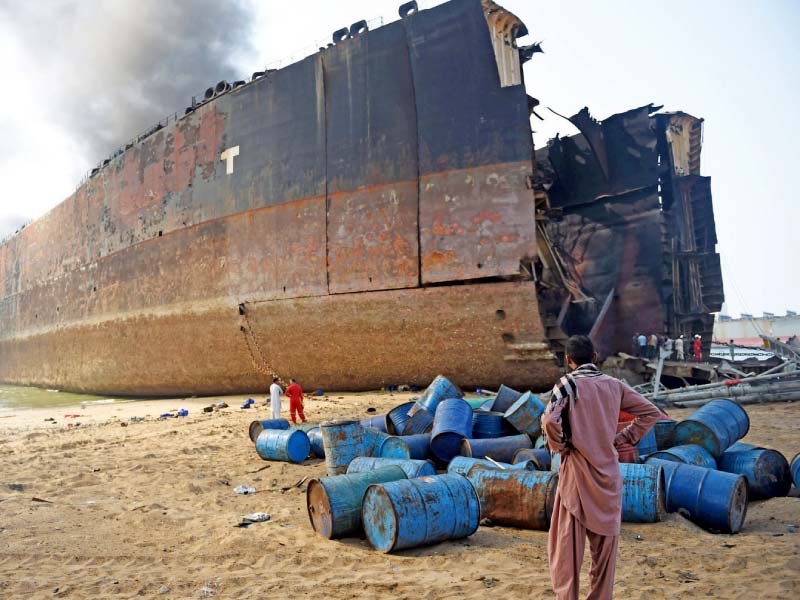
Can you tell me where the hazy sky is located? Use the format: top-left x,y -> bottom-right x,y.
0,0 -> 797,319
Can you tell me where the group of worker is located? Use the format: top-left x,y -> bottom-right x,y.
265,376 -> 307,424
633,332 -> 703,362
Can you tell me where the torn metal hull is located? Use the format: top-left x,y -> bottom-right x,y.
0,0 -> 562,395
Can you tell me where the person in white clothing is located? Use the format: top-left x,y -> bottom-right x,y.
269,377 -> 284,420
675,336 -> 685,361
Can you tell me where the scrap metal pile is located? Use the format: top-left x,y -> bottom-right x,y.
247,376 -> 800,553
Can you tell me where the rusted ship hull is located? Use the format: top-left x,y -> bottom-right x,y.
0,0 -> 722,395
0,1 -> 566,394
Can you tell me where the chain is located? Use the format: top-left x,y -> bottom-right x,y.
239,305 -> 288,387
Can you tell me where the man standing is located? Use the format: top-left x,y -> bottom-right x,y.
694,335 -> 703,362
729,339 -> 736,362
664,336 -> 674,360
268,376 -> 283,420
542,335 -> 660,600
286,378 -> 307,424
637,333 -> 647,357
675,335 -> 685,361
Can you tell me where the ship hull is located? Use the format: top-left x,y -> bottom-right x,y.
0,280 -> 560,395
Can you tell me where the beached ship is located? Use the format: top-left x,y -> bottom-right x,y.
0,0 -> 722,395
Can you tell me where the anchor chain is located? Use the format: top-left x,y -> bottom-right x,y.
239,303 -> 287,387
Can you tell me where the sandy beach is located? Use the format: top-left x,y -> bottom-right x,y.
1,392 -> 798,599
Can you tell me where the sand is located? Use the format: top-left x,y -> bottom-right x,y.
0,392 -> 798,599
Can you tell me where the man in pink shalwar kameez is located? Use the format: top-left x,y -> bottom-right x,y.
542,335 -> 660,600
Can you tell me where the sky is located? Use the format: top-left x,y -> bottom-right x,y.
0,0 -> 797,318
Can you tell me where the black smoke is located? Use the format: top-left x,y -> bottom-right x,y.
0,0 -> 255,166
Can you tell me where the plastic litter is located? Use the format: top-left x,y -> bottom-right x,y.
233,485 -> 257,495
243,512 -> 271,523
315,389 -> 324,396
177,409 -> 189,417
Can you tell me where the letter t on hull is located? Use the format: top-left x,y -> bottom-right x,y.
220,145 -> 240,174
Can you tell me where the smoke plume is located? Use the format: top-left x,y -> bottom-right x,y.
0,0 -> 255,166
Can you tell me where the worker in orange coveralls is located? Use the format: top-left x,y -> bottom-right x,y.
693,335 -> 702,362
542,335 -> 660,600
285,378 -> 307,424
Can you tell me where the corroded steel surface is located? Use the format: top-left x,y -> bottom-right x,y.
0,0 -> 559,395
466,466 -> 557,530
619,462 -> 665,523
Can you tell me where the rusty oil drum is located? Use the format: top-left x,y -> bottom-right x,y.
320,420 -> 365,475
647,457 -> 748,534
503,391 -> 546,437
636,426 -> 658,458
460,434 -> 533,463
447,455 -> 537,476
465,466 -> 558,530
718,447 -> 791,499
347,456 -> 436,478
653,419 -> 677,450
792,452 -> 800,491
672,399 -> 750,457
403,407 -> 435,435
307,465 -> 408,539
248,418 -> 290,443
647,444 -> 717,470
361,474 -> 480,553
620,462 -> 665,523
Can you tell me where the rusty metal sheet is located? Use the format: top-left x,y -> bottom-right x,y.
224,197 -> 328,300
548,187 -> 666,352
420,161 -> 536,283
327,181 -> 419,294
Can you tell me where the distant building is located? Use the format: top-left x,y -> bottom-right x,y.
714,310 -> 799,347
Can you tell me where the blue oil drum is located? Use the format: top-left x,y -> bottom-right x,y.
491,384 -> 523,413
430,399 -> 474,463
385,401 -> 415,435
718,447 -> 791,498
347,457 -> 436,479
466,467 -> 558,530
534,435 -> 547,449
376,436 -> 411,459
248,418 -> 291,442
255,429 -> 310,463
361,474 -> 480,553
647,444 -> 717,469
673,399 -> 750,457
362,428 -> 390,455
320,420 -> 366,475
307,465 -> 407,539
307,426 -> 325,458
402,434 -> 431,460
403,407 -> 435,435
647,458 -> 748,534
512,448 -> 552,471
503,392 -> 546,437
447,455 -> 537,476
460,434 -> 533,463
636,426 -> 658,458
384,402 -> 414,435
620,462 -> 665,523
360,414 -> 388,433
410,375 -> 462,416
471,411 -> 504,439
653,419 -> 677,450
792,453 -> 800,490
